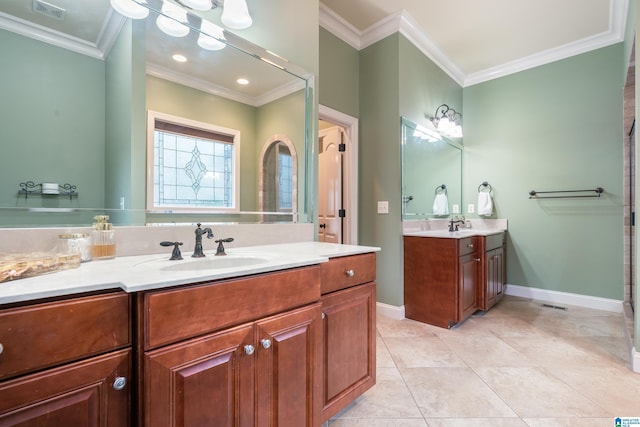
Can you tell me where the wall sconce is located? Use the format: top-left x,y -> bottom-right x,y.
110,0 -> 252,30
429,104 -> 463,138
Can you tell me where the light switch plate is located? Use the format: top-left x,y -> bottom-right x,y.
467,204 -> 475,213
452,204 -> 460,214
377,201 -> 389,214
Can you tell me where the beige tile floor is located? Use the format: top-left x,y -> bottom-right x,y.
327,295 -> 640,426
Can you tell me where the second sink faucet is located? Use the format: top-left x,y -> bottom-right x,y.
448,216 -> 465,232
193,223 -> 214,257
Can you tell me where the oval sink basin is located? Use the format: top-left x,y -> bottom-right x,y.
160,256 -> 268,272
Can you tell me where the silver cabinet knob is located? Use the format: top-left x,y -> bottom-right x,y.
0,343 -> 3,355
113,376 -> 127,391
345,269 -> 355,277
244,344 -> 255,355
261,339 -> 272,349
475,258 -> 481,262
468,243 -> 474,249
321,312 -> 326,320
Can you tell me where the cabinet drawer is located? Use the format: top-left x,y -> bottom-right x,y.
0,292 -> 130,380
143,265 -> 321,350
321,253 -> 376,294
485,232 -> 505,251
458,237 -> 479,256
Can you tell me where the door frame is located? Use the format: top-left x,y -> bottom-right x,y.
319,105 -> 358,245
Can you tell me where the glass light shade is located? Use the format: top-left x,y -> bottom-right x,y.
180,0 -> 212,11
156,2 -> 190,37
110,0 -> 149,19
438,116 -> 451,133
221,0 -> 252,29
198,20 -> 226,51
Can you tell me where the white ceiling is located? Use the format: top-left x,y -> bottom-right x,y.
319,0 -> 629,86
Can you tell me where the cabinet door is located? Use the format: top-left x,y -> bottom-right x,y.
0,349 -> 131,427
143,323 -> 255,427
459,253 -> 479,321
321,282 -> 376,421
255,303 -> 322,427
493,247 -> 505,302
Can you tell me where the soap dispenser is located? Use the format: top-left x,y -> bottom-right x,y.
91,215 -> 116,259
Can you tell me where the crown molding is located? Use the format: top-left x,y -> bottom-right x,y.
146,62 -> 306,107
319,3 -> 361,50
319,0 -> 628,87
0,9 -> 123,60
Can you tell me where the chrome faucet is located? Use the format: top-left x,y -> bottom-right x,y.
192,223 -> 214,257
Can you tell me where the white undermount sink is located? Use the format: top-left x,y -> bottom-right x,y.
160,256 -> 269,272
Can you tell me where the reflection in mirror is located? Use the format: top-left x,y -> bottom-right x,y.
259,135 -> 297,222
401,117 -> 462,220
0,0 -> 312,228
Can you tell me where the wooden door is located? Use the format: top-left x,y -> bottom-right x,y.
318,127 -> 343,243
143,323 -> 255,427
459,253 -> 479,321
0,349 -> 131,427
255,303 -> 322,427
320,283 -> 376,421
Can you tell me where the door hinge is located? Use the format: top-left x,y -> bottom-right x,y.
339,143 -> 346,152
338,209 -> 346,218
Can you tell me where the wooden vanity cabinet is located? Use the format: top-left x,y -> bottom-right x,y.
0,291 -> 132,426
404,236 -> 481,328
320,253 -> 376,422
478,232 -> 506,311
138,265 -> 323,427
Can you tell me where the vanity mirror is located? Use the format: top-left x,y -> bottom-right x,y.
0,0 -> 312,228
401,117 -> 462,220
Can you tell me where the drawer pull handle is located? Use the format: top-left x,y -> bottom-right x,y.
261,339 -> 272,349
468,243 -> 474,249
244,344 -> 255,355
0,343 -> 3,355
113,376 -> 127,391
345,269 -> 355,277
475,258 -> 481,262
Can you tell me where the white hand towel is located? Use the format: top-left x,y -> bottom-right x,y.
477,192 -> 493,216
432,193 -> 449,216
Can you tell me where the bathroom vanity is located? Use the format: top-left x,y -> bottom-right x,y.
0,242 -> 378,426
404,230 -> 506,328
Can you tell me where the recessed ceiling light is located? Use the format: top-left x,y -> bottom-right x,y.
172,54 -> 187,63
237,78 -> 249,85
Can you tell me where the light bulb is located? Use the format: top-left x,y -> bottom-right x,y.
180,0 -> 212,11
221,0 -> 252,29
110,0 -> 149,19
198,20 -> 226,51
156,2 -> 190,38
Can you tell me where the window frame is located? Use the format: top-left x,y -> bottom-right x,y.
146,110 -> 241,214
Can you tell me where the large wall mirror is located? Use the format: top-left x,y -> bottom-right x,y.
401,117 -> 462,220
0,0 -> 312,228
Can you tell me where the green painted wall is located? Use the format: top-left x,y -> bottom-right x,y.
0,28 -> 105,226
464,44 -> 624,300
319,27 -> 359,117
359,34 -> 401,305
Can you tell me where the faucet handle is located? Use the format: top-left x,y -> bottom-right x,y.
214,238 -> 234,256
160,241 -> 183,260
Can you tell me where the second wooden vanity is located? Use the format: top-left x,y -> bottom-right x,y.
404,231 -> 505,328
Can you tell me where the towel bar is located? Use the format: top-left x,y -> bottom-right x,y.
528,187 -> 603,199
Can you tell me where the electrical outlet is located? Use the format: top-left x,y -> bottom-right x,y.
467,204 -> 475,213
452,204 -> 460,214
377,201 -> 389,214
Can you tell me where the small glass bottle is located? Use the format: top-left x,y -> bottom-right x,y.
58,233 -> 92,262
91,215 -> 116,260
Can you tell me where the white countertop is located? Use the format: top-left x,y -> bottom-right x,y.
403,229 -> 506,239
0,242 -> 380,305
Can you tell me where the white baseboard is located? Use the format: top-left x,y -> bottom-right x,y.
505,284 -> 623,313
632,348 -> 640,373
376,302 -> 404,320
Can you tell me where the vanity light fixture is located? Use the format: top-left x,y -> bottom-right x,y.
429,104 -> 463,138
179,0 -> 213,11
156,1 -> 190,38
110,0 -> 149,19
176,0 -> 253,29
197,20 -> 226,51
